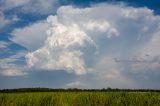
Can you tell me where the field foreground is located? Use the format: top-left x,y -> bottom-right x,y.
0,92 -> 160,106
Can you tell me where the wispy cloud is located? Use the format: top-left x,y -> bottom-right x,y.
0,51 -> 27,76
0,41 -> 9,49
0,11 -> 20,29
0,12 -> 10,28
1,0 -> 60,15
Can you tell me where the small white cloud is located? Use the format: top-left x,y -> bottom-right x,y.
65,80 -> 85,88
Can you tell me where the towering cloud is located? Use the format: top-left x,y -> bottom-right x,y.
7,3 -> 160,88
25,5 -> 120,75
25,4 -> 160,75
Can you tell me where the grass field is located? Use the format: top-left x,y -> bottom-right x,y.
0,92 -> 160,106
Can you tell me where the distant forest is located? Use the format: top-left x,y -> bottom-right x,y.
0,88 -> 160,93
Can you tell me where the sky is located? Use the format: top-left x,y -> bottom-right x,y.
0,0 -> 160,89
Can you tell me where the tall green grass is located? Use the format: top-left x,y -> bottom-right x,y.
0,92 -> 160,106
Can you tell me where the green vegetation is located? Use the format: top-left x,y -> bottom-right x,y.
0,91 -> 160,106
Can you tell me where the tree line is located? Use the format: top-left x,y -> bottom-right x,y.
0,87 -> 160,93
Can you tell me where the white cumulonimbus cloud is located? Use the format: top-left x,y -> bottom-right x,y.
25,3 -> 160,80
25,5 -> 120,75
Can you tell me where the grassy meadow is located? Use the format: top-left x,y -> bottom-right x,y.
0,91 -> 160,106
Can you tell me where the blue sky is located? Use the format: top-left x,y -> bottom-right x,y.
0,0 -> 160,89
